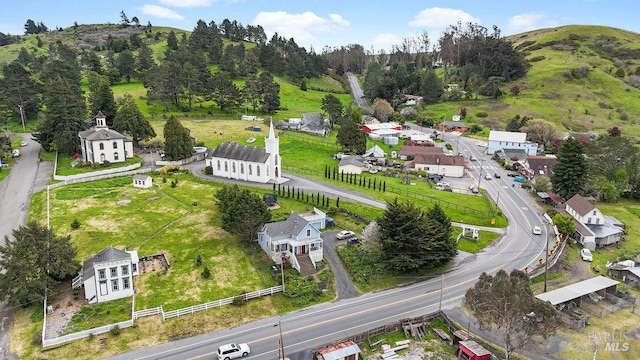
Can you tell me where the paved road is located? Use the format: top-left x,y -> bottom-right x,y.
346,72 -> 372,112
0,134 -> 45,360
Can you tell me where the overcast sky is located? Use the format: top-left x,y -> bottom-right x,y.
2,0 -> 638,52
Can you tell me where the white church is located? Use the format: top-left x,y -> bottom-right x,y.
78,111 -> 133,164
205,121 -> 282,183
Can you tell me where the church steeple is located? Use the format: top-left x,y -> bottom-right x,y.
265,120 -> 281,181
95,111 -> 107,128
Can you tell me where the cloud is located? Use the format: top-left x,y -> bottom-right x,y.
253,11 -> 349,44
507,12 -> 558,33
409,7 -> 479,28
372,33 -> 403,51
140,4 -> 185,20
157,0 -> 213,7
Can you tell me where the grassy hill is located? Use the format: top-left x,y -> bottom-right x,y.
426,25 -> 640,139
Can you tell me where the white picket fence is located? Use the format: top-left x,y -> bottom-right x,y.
162,285 -> 283,320
42,285 -> 283,348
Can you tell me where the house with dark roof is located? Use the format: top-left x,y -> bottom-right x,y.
300,113 -> 328,136
338,155 -> 365,175
205,121 -> 282,183
78,111 -> 134,164
400,145 -> 444,159
257,211 -> 325,274
523,155 -> 557,179
72,246 -> 139,304
564,194 -> 624,251
409,154 -> 466,177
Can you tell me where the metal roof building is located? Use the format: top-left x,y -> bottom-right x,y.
536,276 -> 619,305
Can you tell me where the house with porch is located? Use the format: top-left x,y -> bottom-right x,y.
78,111 -> 134,164
564,194 -> 625,251
73,246 -> 139,304
257,211 -> 325,274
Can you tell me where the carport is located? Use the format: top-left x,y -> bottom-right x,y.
536,276 -> 619,307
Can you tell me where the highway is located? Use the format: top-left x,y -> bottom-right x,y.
107,113 -> 551,358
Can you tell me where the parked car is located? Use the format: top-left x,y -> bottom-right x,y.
217,343 -> 250,360
581,248 -> 593,262
532,226 -> 542,235
336,230 -> 356,240
469,155 -> 477,161
347,236 -> 359,244
469,185 -> 479,194
20,141 -> 27,147
11,149 -> 20,158
514,176 -> 527,183
494,173 -> 501,178
507,173 -> 517,177
484,174 -> 492,180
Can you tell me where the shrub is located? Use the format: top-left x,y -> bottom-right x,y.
232,295 -> 245,306
599,102 -> 613,109
476,112 -> 488,118
195,253 -> 202,267
528,55 -> 546,62
619,111 -> 629,120
615,67 -> 626,78
201,265 -> 210,278
70,219 -> 81,229
109,325 -> 121,336
509,85 -> 521,95
204,165 -> 213,175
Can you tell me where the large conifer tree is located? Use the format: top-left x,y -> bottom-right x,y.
551,137 -> 587,199
113,94 -> 156,148
163,115 -> 193,160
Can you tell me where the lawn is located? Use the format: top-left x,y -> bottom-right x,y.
456,230 -> 502,254
54,154 -> 143,176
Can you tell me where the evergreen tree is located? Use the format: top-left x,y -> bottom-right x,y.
258,71 -> 280,114
0,61 -> 41,128
321,94 -> 343,126
87,71 -> 117,127
116,49 -> 136,83
420,69 -> 443,104
0,221 -> 80,307
423,204 -> 456,267
166,31 -> 179,51
34,76 -> 86,154
113,94 -> 156,148
210,72 -> 242,111
215,185 -> 271,241
163,115 -> 193,160
336,109 -> 366,154
242,73 -> 261,112
136,43 -> 155,84
551,138 -> 588,199
147,61 -> 182,109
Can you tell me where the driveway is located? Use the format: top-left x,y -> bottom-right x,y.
0,133 -> 47,360
321,231 -> 359,300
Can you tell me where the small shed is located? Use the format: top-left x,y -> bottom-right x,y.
133,175 -> 152,189
317,340 -> 361,360
458,340 -> 491,360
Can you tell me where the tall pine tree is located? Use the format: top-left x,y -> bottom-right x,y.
163,115 -> 193,160
551,138 -> 587,199
87,71 -> 117,127
113,94 -> 156,148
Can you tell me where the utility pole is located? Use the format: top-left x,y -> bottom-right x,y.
19,104 -> 26,131
476,156 -> 485,190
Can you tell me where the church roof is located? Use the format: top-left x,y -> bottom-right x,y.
79,127 -> 131,141
209,141 -> 270,163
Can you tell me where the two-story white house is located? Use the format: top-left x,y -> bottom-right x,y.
564,194 -> 624,251
487,130 -> 538,156
74,246 -> 139,304
78,111 -> 134,164
257,210 -> 326,275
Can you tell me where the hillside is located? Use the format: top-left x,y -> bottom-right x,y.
3,24 -> 640,138
426,25 -> 640,139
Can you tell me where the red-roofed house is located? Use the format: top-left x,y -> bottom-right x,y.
360,122 -> 402,134
522,155 -> 557,180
